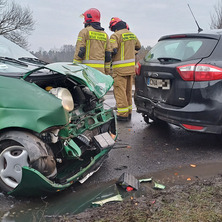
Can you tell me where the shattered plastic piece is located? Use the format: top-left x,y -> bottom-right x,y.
117,172 -> 140,190
91,194 -> 123,206
153,182 -> 165,190
139,178 -> 152,183
190,164 -> 196,168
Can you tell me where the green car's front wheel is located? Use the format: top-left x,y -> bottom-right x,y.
0,145 -> 29,190
0,131 -> 57,192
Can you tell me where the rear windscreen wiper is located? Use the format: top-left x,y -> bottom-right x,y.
157,57 -> 181,63
0,56 -> 28,67
18,57 -> 48,65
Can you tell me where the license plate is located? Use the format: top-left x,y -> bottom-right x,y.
147,78 -> 170,90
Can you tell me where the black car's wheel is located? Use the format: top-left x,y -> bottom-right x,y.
0,131 -> 57,192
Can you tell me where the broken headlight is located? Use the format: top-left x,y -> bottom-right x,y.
49,87 -> 74,112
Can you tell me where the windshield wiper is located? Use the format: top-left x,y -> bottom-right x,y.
18,57 -> 48,65
157,57 -> 181,63
0,56 -> 28,67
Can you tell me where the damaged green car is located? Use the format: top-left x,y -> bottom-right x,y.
0,36 -> 117,197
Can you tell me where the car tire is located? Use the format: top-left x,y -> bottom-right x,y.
0,130 -> 57,192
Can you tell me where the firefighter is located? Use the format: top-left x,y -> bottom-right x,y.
73,8 -> 111,74
109,17 -> 141,121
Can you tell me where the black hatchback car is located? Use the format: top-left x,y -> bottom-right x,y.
134,30 -> 222,134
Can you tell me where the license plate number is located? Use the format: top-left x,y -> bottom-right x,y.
147,78 -> 170,90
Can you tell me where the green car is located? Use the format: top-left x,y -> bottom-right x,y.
0,37 -> 117,197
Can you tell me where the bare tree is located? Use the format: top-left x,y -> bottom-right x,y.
0,0 -> 35,48
211,0 -> 222,29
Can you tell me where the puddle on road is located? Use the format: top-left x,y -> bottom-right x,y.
1,181 -> 135,222
1,162 -> 222,221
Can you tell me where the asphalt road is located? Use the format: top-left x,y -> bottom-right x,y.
2,93 -> 222,220
91,93 -> 222,184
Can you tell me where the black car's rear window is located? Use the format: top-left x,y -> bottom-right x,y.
145,38 -> 218,62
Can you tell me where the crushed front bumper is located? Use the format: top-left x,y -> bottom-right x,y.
9,147 -> 112,197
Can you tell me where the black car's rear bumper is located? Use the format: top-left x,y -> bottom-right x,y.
134,93 -> 222,134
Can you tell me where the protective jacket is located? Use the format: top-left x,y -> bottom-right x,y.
73,25 -> 111,74
110,28 -> 141,76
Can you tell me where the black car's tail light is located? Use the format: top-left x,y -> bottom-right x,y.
182,124 -> 204,131
135,61 -> 141,75
177,64 -> 195,81
195,64 -> 222,81
177,64 -> 222,81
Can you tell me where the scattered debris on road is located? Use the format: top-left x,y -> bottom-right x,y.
92,194 -> 123,207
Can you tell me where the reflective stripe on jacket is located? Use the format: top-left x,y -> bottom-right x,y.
117,105 -> 132,114
82,59 -> 104,68
73,26 -> 111,74
112,58 -> 135,68
110,29 -> 141,76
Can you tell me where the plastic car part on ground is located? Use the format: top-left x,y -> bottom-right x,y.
90,173 -> 165,208
117,172 -> 140,190
139,178 -> 152,183
92,194 -> 123,207
117,172 -> 165,192
153,182 -> 166,190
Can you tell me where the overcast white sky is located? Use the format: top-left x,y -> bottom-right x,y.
13,0 -> 220,51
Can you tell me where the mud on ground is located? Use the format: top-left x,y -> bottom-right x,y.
52,163 -> 222,222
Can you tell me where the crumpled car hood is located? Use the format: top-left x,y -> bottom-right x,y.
23,62 -> 114,99
0,75 -> 69,133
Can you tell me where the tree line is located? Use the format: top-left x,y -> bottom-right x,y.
30,45 -> 151,63
30,45 -> 75,63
